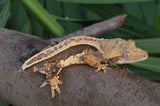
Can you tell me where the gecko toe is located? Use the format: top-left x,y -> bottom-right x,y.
49,76 -> 62,98
40,80 -> 49,88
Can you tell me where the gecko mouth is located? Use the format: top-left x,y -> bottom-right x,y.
115,55 -> 148,64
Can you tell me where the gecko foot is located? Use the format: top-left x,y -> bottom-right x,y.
40,75 -> 62,98
95,65 -> 108,74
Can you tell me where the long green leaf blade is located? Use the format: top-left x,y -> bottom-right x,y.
61,3 -> 83,34
22,14 -> 32,34
123,3 -> 143,20
52,15 -> 100,21
58,0 -> 154,4
135,38 -> 160,54
30,0 -> 44,38
9,1 -> 28,32
153,2 -> 160,30
130,57 -> 160,73
46,0 -> 62,16
128,65 -> 160,81
140,2 -> 157,25
0,0 -> 10,27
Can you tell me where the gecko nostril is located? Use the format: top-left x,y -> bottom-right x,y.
142,52 -> 148,59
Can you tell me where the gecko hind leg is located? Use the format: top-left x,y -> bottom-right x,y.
40,67 -> 63,98
40,75 -> 62,98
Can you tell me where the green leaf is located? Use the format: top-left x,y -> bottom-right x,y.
135,38 -> 160,54
46,0 -> 62,16
130,57 -> 160,73
86,8 -> 102,20
19,0 -> 65,37
61,3 -> 83,34
9,1 -> 27,32
123,3 -> 143,20
22,14 -> 32,34
86,4 -> 160,39
0,0 -> 10,27
52,15 -> 100,22
30,13 -> 44,37
58,0 -> 154,4
153,2 -> 160,30
128,65 -> 160,81
140,1 -> 157,25
30,0 -> 44,38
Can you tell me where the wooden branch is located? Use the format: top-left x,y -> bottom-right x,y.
0,28 -> 160,106
49,14 -> 127,43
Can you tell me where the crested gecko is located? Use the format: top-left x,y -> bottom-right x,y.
22,36 -> 148,98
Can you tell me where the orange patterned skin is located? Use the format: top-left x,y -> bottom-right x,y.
22,36 -> 148,98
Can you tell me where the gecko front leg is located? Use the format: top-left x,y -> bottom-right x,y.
59,49 -> 110,74
39,63 -> 63,98
80,49 -> 109,73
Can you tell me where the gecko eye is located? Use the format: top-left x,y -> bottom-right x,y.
123,51 -> 130,59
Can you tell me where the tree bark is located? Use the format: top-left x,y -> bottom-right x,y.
0,24 -> 160,105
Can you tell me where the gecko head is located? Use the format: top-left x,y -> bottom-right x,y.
115,48 -> 148,64
115,40 -> 148,64
103,39 -> 148,64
